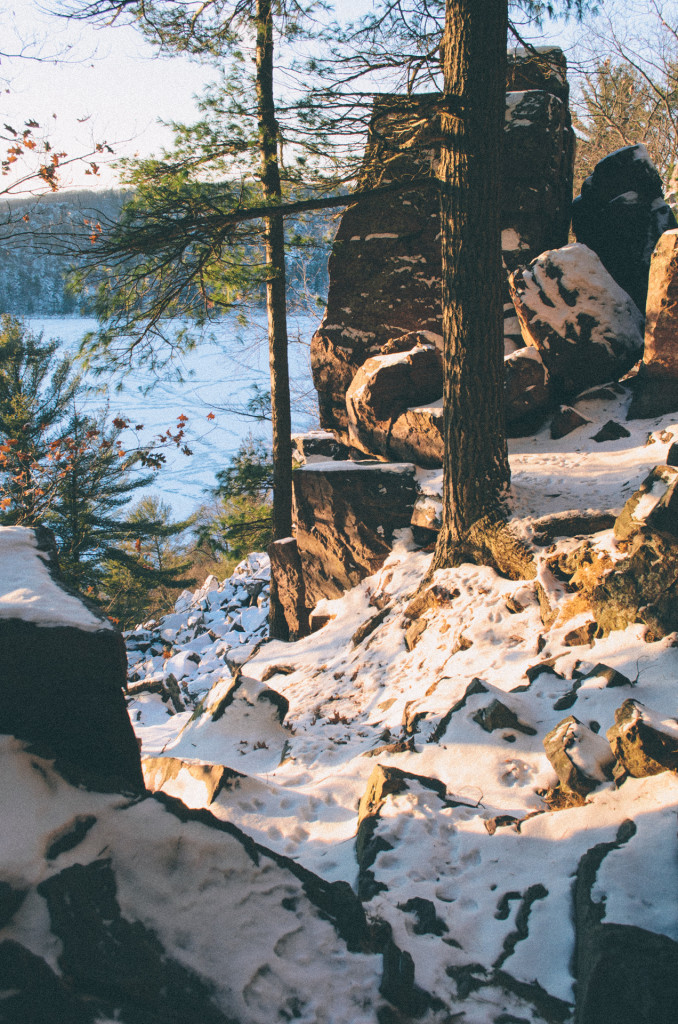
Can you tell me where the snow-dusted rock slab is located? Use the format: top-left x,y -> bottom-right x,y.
0,527 -> 143,794
510,242 -> 644,398
614,465 -> 678,543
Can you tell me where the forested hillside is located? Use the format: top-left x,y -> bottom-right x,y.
0,189 -> 332,315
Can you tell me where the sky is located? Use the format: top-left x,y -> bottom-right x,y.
1,0 -> 587,194
1,0 -> 374,192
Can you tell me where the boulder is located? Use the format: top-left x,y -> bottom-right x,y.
509,243 -> 644,398
0,526 -> 144,794
142,757 -> 244,806
572,143 -> 676,311
629,228 -> 678,417
267,536 -> 311,640
614,465 -> 678,543
312,53 -> 575,436
606,700 -> 678,777
543,716 -> 615,797
293,461 -> 419,604
345,345 -> 442,460
390,400 -> 444,466
504,346 -> 552,435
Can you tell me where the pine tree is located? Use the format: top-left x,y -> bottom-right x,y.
0,314 -> 80,524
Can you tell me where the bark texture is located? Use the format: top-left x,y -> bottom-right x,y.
256,0 -> 292,636
433,0 -> 520,576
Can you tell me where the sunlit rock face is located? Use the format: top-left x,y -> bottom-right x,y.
629,228 -> 678,418
311,47 -> 575,440
292,461 -> 419,604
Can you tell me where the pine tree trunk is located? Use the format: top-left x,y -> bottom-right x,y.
431,0 -> 532,579
255,0 -> 293,637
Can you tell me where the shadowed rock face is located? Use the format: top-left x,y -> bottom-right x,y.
572,143 -> 677,312
311,49 -> 575,438
0,526 -> 144,794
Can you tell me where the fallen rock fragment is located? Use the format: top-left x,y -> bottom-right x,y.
550,404 -> 590,439
472,699 -> 537,736
592,419 -> 631,443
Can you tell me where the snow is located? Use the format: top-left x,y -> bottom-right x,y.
4,383 -> 678,1021
0,526 -> 111,631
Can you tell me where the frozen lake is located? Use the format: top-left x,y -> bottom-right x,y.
27,312 -> 320,518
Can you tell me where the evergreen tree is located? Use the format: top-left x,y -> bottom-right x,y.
0,314 -> 79,524
99,495 -> 194,627
0,314 -> 193,604
194,435 -> 273,566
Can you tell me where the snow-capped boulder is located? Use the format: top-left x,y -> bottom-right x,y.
543,715 -> 615,798
0,526 -> 144,794
504,345 -> 552,435
293,461 -> 419,604
509,243 -> 644,398
345,345 -> 442,460
614,465 -> 678,543
572,143 -> 676,311
629,228 -> 678,417
607,700 -> 678,778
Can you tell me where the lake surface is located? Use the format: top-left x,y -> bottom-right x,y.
27,312 -> 320,518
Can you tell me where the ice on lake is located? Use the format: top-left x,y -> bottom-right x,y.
27,312 -> 319,517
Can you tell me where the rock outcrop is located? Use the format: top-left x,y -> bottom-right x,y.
509,243 -> 644,399
572,143 -> 676,312
629,228 -> 678,417
0,526 -> 144,793
311,48 -> 575,438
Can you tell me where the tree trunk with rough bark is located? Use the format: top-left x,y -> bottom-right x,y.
432,0 -> 533,580
256,0 -> 294,637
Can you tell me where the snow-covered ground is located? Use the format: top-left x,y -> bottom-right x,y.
119,383 -> 678,1021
